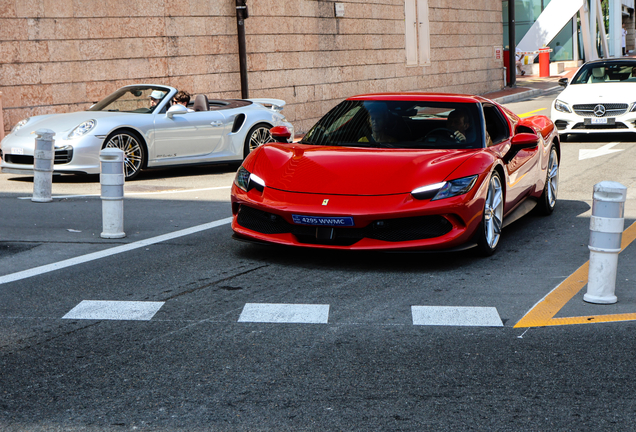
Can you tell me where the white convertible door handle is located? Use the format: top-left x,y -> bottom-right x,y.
211,121 -> 223,127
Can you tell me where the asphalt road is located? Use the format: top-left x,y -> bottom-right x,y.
2,92 -> 636,431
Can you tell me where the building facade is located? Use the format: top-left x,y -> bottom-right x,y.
504,0 -> 636,73
0,0 -> 505,136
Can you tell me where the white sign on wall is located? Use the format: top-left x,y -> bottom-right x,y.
335,3 -> 345,17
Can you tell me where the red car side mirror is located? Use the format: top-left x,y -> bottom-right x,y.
270,126 -> 292,142
503,132 -> 540,163
511,132 -> 539,149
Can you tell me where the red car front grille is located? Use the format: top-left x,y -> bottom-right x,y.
236,205 -> 453,245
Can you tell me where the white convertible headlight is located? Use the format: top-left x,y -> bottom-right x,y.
68,119 -> 96,139
630,103 -> 636,112
554,99 -> 572,113
11,118 -> 29,133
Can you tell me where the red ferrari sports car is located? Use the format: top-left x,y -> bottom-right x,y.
230,93 -> 560,255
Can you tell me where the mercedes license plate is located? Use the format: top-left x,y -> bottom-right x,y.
292,214 -> 354,227
11,147 -> 24,155
586,117 -> 614,125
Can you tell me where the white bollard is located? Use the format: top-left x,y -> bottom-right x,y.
99,148 -> 126,239
584,181 -> 627,304
32,129 -> 55,203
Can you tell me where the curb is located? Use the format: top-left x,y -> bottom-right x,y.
491,85 -> 561,104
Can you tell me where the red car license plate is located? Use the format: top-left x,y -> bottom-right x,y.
292,215 -> 354,227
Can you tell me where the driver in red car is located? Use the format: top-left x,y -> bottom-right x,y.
447,108 -> 470,142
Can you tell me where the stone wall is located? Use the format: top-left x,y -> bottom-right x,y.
0,0 -> 504,135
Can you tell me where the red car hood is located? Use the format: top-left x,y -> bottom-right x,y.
252,144 -> 478,195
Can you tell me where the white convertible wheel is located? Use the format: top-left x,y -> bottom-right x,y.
103,131 -> 146,180
245,123 -> 274,157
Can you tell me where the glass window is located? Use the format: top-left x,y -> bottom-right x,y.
482,104 -> 510,145
301,100 -> 484,150
549,19 -> 573,61
571,61 -> 636,84
90,86 -> 170,113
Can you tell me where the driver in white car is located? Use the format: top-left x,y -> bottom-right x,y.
149,90 -> 165,108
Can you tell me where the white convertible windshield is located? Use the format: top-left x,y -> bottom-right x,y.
89,87 -> 170,113
300,100 -> 484,149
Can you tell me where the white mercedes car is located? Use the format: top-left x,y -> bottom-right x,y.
551,59 -> 636,140
1,84 -> 294,180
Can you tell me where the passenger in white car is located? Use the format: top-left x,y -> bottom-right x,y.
168,90 -> 194,113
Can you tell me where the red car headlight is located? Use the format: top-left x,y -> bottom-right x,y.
410,182 -> 445,200
411,175 -> 478,201
432,175 -> 478,201
234,166 -> 265,193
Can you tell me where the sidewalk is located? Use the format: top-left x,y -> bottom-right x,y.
483,68 -> 578,104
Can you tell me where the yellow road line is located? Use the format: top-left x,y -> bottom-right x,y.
514,221 -> 636,328
513,262 -> 588,328
518,108 -> 546,118
547,313 -> 636,326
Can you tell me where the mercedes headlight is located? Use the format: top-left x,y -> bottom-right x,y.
412,175 -> 478,201
554,100 -> 572,113
234,166 -> 265,192
11,118 -> 29,133
68,119 -> 96,139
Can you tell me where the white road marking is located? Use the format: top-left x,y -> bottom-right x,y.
238,303 -> 330,324
17,186 -> 232,200
62,300 -> 164,321
0,217 -> 233,285
411,306 -> 503,327
579,142 -> 623,160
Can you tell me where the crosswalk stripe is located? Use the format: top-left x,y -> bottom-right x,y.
411,306 -> 503,327
62,300 -> 165,321
238,303 -> 330,324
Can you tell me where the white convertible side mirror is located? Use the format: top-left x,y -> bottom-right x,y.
167,104 -> 188,119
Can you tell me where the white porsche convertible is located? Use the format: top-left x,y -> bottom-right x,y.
1,84 -> 293,180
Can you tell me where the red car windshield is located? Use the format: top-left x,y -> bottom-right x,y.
300,100 -> 484,149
